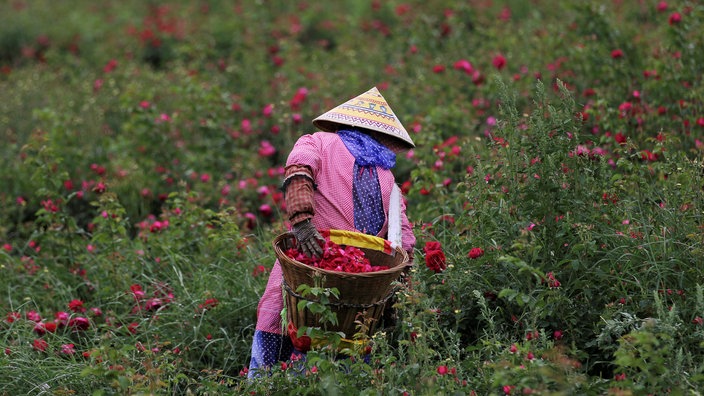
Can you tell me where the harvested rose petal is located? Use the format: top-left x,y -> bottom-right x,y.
284,239 -> 389,273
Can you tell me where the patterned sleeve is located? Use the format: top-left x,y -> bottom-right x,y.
283,165 -> 315,224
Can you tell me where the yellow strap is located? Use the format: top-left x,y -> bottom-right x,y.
326,229 -> 393,254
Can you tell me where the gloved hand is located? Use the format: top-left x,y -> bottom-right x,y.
292,219 -> 325,258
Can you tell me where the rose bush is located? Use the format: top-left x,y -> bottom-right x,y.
1,0 -> 703,394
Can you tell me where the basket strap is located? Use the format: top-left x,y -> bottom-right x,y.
324,229 -> 394,255
388,184 -> 402,250
282,279 -> 396,309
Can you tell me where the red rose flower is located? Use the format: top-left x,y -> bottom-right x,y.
432,64 -> 446,74
68,317 -> 90,331
669,12 -> 681,25
423,241 -> 442,253
425,249 -> 447,273
423,241 -> 447,273
68,299 -> 86,313
33,339 -> 48,352
288,322 -> 311,353
468,247 -> 484,259
492,53 -> 507,70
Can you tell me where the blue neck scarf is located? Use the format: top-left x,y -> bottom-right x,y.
337,129 -> 394,236
337,129 -> 396,169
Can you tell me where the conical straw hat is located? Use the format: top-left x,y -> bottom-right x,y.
312,87 -> 415,148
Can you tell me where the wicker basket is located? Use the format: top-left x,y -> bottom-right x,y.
273,231 -> 409,339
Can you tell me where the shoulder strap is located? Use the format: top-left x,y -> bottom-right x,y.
388,184 -> 402,250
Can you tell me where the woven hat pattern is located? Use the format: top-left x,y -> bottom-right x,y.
313,87 -> 415,148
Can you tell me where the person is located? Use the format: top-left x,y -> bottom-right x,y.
248,86 -> 416,377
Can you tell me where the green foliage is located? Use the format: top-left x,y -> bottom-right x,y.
610,289 -> 704,393
1,0 -> 704,394
295,283 -> 342,329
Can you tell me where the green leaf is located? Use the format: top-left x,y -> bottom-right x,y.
498,288 -> 517,300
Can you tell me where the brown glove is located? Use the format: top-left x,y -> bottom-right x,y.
292,219 -> 325,258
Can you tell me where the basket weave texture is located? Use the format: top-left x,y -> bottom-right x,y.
273,232 -> 409,338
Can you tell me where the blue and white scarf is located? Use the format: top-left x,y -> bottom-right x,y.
338,129 -> 396,236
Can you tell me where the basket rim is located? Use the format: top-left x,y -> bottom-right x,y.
273,232 -> 410,279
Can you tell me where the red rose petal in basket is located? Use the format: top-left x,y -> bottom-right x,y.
284,239 -> 389,273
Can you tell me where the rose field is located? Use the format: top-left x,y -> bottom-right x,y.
1,0 -> 704,394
